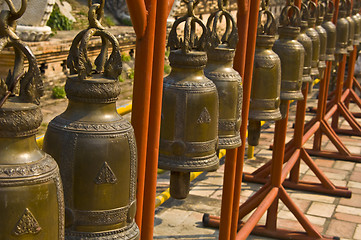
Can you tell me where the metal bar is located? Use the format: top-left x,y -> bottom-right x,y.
331,55 -> 347,129
125,0 -> 147,37
229,0 -> 260,238
129,0 -> 157,230
236,187 -> 279,240
141,0 -> 170,238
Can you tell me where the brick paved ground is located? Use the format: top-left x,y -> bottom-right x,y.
153,83 -> 361,240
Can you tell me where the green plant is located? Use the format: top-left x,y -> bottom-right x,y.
103,16 -> 116,27
119,17 -> 132,26
164,64 -> 171,74
165,47 -> 170,58
52,86 -> 66,99
47,4 -> 73,31
127,69 -> 135,80
121,54 -> 131,62
118,75 -> 125,82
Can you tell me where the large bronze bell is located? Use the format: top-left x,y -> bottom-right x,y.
305,0 -> 320,78
0,0 -> 64,237
273,0 -> 304,117
248,3 -> 282,146
322,0 -> 337,61
315,2 -> 327,80
43,1 -> 139,239
335,0 -> 349,55
159,0 -> 219,199
204,0 -> 242,149
297,3 -> 313,84
346,0 -> 355,52
352,0 -> 361,45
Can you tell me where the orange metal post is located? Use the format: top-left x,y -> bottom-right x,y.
218,0 -> 251,239
127,0 -> 157,231
230,0 -> 259,238
141,0 -> 174,239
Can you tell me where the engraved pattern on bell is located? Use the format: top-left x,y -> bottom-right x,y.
298,2 -> 313,83
0,0 -> 65,237
335,0 -> 350,55
321,0 -> 337,61
315,2 -> 327,80
248,4 -> 282,146
159,0 -> 219,199
273,1 -> 304,102
42,1 -> 139,238
346,0 -> 355,52
204,0 -> 242,149
305,1 -> 320,78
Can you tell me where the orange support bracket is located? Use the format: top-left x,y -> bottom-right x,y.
127,0 -> 173,237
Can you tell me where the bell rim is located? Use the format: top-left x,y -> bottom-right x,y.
280,91 -> 304,101
218,135 -> 242,149
64,221 -> 140,240
158,153 -> 219,172
248,110 -> 282,122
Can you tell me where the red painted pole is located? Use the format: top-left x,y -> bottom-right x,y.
218,0 -> 250,239
126,0 -> 157,231
141,0 -> 174,239
230,0 -> 260,238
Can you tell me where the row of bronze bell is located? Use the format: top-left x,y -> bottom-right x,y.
248,0 -> 361,146
0,0 -> 140,239
159,0 -> 243,199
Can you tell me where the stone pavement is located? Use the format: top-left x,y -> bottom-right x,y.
153,84 -> 361,240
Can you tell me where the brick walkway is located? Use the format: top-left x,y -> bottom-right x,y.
153,84 -> 361,240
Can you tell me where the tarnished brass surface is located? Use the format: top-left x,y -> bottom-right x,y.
346,0 -> 355,52
249,2 -> 281,146
352,4 -> 361,45
0,0 -> 64,238
42,1 -> 139,239
315,2 -> 327,81
273,0 -> 304,109
159,0 -> 219,199
305,1 -> 320,78
335,0 -> 349,55
298,3 -> 313,83
204,0 -> 242,149
322,0 -> 336,61
352,0 -> 361,44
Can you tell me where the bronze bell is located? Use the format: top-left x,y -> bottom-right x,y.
42,1 -> 139,239
322,0 -> 337,61
352,0 -> 361,45
297,3 -> 314,84
305,0 -> 321,78
0,0 -> 64,237
335,0 -> 349,55
346,0 -> 355,52
273,0 -> 304,117
159,0 -> 219,199
248,4 -> 282,146
204,0 -> 242,149
315,2 -> 327,80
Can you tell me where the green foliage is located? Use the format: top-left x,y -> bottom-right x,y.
47,4 -> 73,31
118,75 -> 125,82
165,47 -> 170,58
103,16 -> 116,27
164,64 -> 171,74
121,54 -> 131,62
52,86 -> 66,99
119,17 -> 132,26
127,69 -> 134,80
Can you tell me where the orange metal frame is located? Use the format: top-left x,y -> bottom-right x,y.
126,0 -> 173,239
243,0 -> 357,197
204,0 -> 346,239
